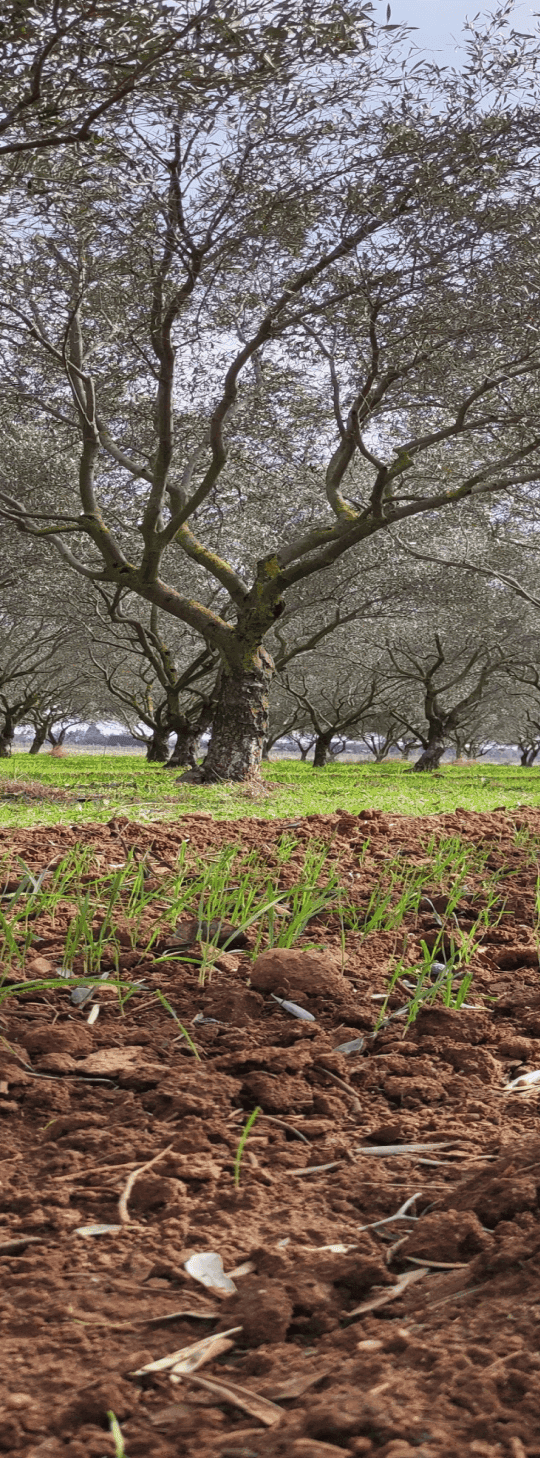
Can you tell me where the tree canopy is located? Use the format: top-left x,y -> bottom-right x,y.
2,2 -> 540,776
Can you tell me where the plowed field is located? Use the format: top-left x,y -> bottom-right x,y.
2,808 -> 540,1458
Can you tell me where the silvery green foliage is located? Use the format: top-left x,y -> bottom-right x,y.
2,4 -> 540,772
0,1 -> 378,167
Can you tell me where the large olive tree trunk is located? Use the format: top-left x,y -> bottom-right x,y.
146,730 -> 170,762
202,648 -> 273,782
0,732 -> 12,758
29,727 -> 48,754
413,736 -> 446,771
519,742 -> 540,766
167,730 -> 199,768
313,732 -> 333,768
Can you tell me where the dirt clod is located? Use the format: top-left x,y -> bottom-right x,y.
250,947 -> 345,997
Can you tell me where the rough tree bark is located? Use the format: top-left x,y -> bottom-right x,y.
413,734 -> 446,772
313,731 -> 334,768
0,732 -> 12,758
520,744 -> 540,766
146,731 -> 170,763
202,648 -> 273,783
29,727 -> 48,754
167,729 -> 199,768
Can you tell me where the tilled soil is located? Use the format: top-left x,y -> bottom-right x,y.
2,807 -> 540,1458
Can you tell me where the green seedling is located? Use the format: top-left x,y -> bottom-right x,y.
376,930 -> 477,1031
107,1411 -> 127,1458
234,1106 -> 261,1189
152,989 -> 200,1057
274,832 -> 300,864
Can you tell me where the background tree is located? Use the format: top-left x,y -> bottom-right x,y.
87,593 -> 218,764
383,633 -> 508,771
280,661 -> 381,767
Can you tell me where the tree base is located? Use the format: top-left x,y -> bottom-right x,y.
202,650 -> 273,783
412,754 -> 444,772
175,766 -> 205,784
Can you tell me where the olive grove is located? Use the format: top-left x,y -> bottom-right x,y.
2,4 -> 540,776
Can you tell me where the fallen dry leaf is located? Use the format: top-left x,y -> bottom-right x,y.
268,1362 -> 336,1400
177,1371 -> 283,1426
133,1327 -> 241,1376
348,1266 -> 429,1317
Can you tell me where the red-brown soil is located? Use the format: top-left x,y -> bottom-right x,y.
2,807 -> 540,1457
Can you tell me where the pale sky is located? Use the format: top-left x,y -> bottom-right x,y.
386,0 -> 533,56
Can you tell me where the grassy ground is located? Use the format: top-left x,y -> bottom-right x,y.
1,751 -> 539,827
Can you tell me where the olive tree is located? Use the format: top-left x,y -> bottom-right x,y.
87,594 -> 218,764
280,663 -> 381,766
2,5 -> 540,779
380,633 -> 509,771
0,603 -> 71,756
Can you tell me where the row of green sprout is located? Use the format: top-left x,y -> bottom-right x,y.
0,828 -> 527,1037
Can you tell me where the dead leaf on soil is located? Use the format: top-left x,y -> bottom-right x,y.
333,1036 -> 365,1054
74,1223 -> 123,1236
271,994 -> 316,1022
348,1265 -> 429,1317
355,1143 -> 450,1156
147,1307 -> 219,1324
132,1327 -> 242,1375
288,1161 -> 342,1175
0,1235 -> 44,1253
267,1363 -> 336,1400
405,1256 -> 469,1269
305,1243 -> 358,1253
176,1371 -> 283,1426
504,1069 -> 540,1092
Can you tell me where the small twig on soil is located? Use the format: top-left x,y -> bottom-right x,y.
415,1281 -> 485,1314
245,1148 -> 275,1184
51,1160 -> 142,1182
175,1370 -> 283,1426
118,1144 -> 174,1224
289,1160 -> 342,1175
0,1236 -> 44,1253
312,1064 -> 362,1113
405,1256 -> 469,1269
357,1192 -> 422,1233
347,1265 -> 428,1318
255,1113 -> 311,1143
132,1327 -> 242,1375
386,1234 -> 410,1264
